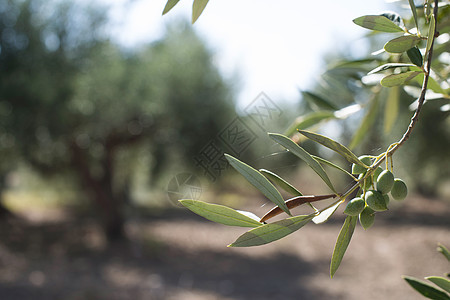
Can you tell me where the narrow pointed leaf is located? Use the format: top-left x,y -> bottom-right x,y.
426,277 -> 450,293
298,130 -> 364,167
162,0 -> 180,15
225,154 -> 291,216
228,214 -> 314,247
438,244 -> 450,261
269,133 -> 337,193
384,86 -> 400,133
192,0 -> 210,24
350,93 -> 379,149
179,200 -> 262,227
330,215 -> 358,278
407,47 -> 423,67
368,63 -> 415,75
312,200 -> 344,224
408,0 -> 420,33
381,71 -> 421,87
403,276 -> 450,300
260,169 -> 303,196
414,73 -> 445,94
302,91 -> 338,111
353,15 -> 404,33
425,14 -> 436,59
384,35 -> 421,53
285,111 -> 335,136
312,155 -> 355,179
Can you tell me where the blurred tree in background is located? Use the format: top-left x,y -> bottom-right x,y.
0,0 -> 235,240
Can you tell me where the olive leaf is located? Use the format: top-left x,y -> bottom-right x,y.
298,130 -> 365,167
353,15 -> 405,33
403,276 -> 450,300
350,93 -> 380,149
269,133 -> 337,193
285,111 -> 335,136
438,243 -> 450,261
408,0 -> 420,33
384,86 -> 400,133
162,0 -> 181,15
312,199 -> 344,224
225,154 -> 291,216
312,155 -> 355,179
426,276 -> 450,293
179,200 -> 263,227
301,91 -> 338,111
381,71 -> 422,87
425,14 -> 436,60
192,0 -> 210,23
407,47 -> 423,67
260,169 -> 303,196
330,215 -> 358,278
228,214 -> 315,247
384,35 -> 421,53
368,63 -> 415,75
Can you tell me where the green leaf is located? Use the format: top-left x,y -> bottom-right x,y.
425,0 -> 433,18
425,14 -> 436,60
353,15 -> 405,33
426,277 -> 450,293
381,71 -> 422,87
298,130 -> 365,167
330,215 -> 357,278
438,244 -> 450,261
192,0 -> 210,24
407,47 -> 423,67
179,200 -> 263,227
269,133 -> 337,193
384,86 -> 400,133
259,169 -> 302,196
414,73 -> 446,94
228,214 -> 314,247
312,200 -> 344,224
162,0 -> 181,15
368,63 -> 415,75
349,93 -> 380,149
225,154 -> 291,216
312,155 -> 355,179
408,0 -> 420,34
403,276 -> 450,300
301,91 -> 338,111
384,35 -> 421,53
284,111 -> 335,136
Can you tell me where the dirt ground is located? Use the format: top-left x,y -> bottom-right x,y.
0,194 -> 449,300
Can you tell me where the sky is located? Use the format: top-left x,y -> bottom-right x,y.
97,0 -> 398,108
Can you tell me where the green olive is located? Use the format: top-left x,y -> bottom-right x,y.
365,190 -> 388,211
352,155 -> 372,175
391,178 -> 408,200
373,167 -> 383,181
359,206 -> 375,230
344,197 -> 365,216
376,170 -> 394,194
358,173 -> 373,190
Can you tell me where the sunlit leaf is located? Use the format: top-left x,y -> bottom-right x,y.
225,154 -> 291,216
349,93 -> 380,149
425,14 -> 436,60
179,200 -> 263,227
426,276 -> 450,293
438,243 -> 450,261
162,0 -> 181,15
330,215 -> 357,278
260,169 -> 303,196
301,91 -> 338,111
353,15 -> 404,33
368,63 -> 415,75
403,276 -> 450,300
192,0 -> 210,24
384,35 -> 421,53
384,86 -> 400,133
381,71 -> 422,87
312,155 -> 355,179
298,130 -> 365,167
312,199 -> 344,224
408,0 -> 420,33
285,111 -> 335,136
228,214 -> 314,247
407,47 -> 423,67
269,133 -> 337,193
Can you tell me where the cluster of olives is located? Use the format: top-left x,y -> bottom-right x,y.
344,156 -> 408,229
